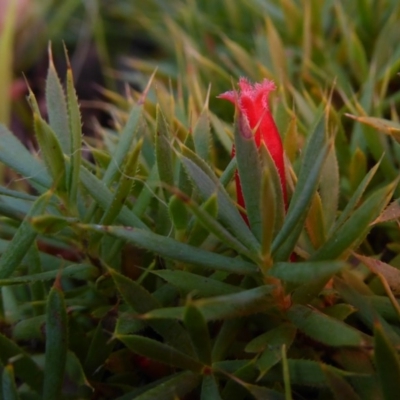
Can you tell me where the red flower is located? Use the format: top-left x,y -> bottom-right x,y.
218,78 -> 287,214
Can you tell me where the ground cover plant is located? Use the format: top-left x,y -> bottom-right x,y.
1,0 -> 400,399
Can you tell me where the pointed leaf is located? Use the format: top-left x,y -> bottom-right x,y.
0,192 -> 50,279
272,115 -> 329,260
142,286 -> 274,321
184,303 -> 212,365
312,180 -> 396,260
374,322 -> 400,400
0,333 -> 43,392
0,124 -> 51,188
153,270 -> 241,297
43,285 -> 68,400
85,224 -> 257,274
287,304 -> 366,347
117,334 -> 204,372
125,371 -> 200,400
322,364 -> 361,400
269,261 -> 347,284
156,106 -> 174,199
233,108 -> 263,241
65,58 -> 82,206
109,268 -> 194,356
193,108 -> 211,161
2,365 -> 20,400
46,46 -> 70,154
33,114 -> 66,191
79,165 -> 148,230
201,375 -> 222,400
179,145 -> 260,253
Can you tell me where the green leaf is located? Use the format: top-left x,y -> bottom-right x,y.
246,323 -> 296,353
95,139 -> 143,232
335,276 -> 400,345
156,106 -> 174,199
187,194 -> 218,247
123,371 -> 200,400
153,270 -> 242,297
0,333 -> 43,392
260,158 -> 277,265
212,319 -> 243,362
0,124 -> 51,188
312,180 -> 396,260
117,334 -> 204,372
0,192 -> 50,279
84,321 -> 114,376
374,322 -> 400,400
142,286 -> 274,321
201,375 -> 222,400
12,315 -> 45,341
262,359 -> 366,388
109,268 -> 195,356
85,224 -> 257,274
272,116 -> 329,260
281,345 -> 293,400
79,165 -> 148,230
0,263 -> 98,285
184,303 -> 212,365
65,57 -> 83,206
172,191 -> 258,261
287,304 -> 366,347
233,108 -> 263,241
66,351 -> 92,392
33,113 -> 67,192
45,46 -> 70,154
249,324 -> 296,379
31,214 -> 76,234
269,261 -> 347,284
43,285 -> 68,400
193,108 -> 211,161
322,364 -> 361,400
241,383 -> 285,400
179,144 -> 260,254
84,99 -> 144,222
2,365 -> 20,400
220,361 -> 259,400
102,103 -> 143,186
168,194 -> 188,233
329,158 -> 381,234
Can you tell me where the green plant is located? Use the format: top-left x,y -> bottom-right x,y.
1,1 -> 400,399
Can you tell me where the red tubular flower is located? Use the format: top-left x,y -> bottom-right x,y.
218,78 -> 287,213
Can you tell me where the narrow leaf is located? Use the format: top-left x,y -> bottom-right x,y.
0,125 -> 51,188
374,322 -> 400,400
46,45 -> 70,154
156,106 -> 174,199
117,334 -> 204,372
0,333 -> 43,392
153,270 -> 242,297
65,55 -> 82,206
0,192 -> 50,279
287,304 -> 366,347
233,109 -> 263,241
85,224 -> 257,274
43,285 -> 68,400
312,180 -> 396,260
2,365 -> 20,400
179,145 -> 260,253
142,286 -> 274,321
184,303 -> 212,365
201,375 -> 222,400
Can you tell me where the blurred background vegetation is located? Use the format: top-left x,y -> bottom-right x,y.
1,0 -> 400,399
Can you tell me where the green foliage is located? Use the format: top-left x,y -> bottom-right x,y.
1,1 -> 400,398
